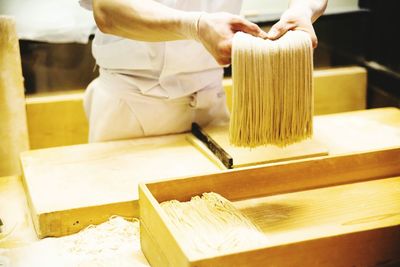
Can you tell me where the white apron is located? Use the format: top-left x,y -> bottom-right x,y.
81,0 -> 242,142
84,70 -> 229,142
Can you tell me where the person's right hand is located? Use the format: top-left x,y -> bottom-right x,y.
197,12 -> 267,66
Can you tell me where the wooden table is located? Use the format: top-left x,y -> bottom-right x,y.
20,108 -> 400,238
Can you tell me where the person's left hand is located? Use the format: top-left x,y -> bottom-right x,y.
266,7 -> 318,48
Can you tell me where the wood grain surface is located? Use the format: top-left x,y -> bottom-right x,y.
21,108 -> 400,238
141,172 -> 400,266
21,134 -> 220,238
189,123 -> 329,168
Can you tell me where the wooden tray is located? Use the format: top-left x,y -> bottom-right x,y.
139,147 -> 400,267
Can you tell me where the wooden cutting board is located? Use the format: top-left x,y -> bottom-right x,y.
190,107 -> 400,168
189,123 -> 329,169
21,134 -> 221,238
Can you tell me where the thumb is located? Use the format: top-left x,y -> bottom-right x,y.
232,18 -> 267,39
294,27 -> 318,48
267,21 -> 290,40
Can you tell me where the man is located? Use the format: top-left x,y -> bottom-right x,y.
80,0 -> 327,142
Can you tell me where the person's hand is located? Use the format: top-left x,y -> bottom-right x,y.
267,7 -> 318,48
197,12 -> 267,65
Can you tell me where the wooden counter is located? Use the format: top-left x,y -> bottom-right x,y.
20,108 -> 400,238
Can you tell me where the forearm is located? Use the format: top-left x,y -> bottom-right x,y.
93,0 -> 200,41
289,0 -> 328,22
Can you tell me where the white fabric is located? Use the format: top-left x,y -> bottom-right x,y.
1,0 -> 96,43
84,69 -> 229,142
83,0 -> 242,98
82,0 -> 240,141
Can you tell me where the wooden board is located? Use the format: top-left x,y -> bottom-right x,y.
234,176 -> 400,247
20,108 -> 400,238
145,147 -> 400,204
313,107 -> 400,154
25,90 -> 88,149
189,123 -> 329,168
20,134 -> 220,238
25,67 -> 366,149
191,107 -> 400,167
139,168 -> 400,266
313,66 -> 367,114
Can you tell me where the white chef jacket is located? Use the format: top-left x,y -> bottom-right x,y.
80,0 -> 243,98
80,0 -> 243,142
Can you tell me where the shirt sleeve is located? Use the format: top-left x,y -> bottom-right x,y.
79,0 -> 93,10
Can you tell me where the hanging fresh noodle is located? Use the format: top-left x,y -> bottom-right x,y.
230,30 -> 313,148
161,192 -> 268,258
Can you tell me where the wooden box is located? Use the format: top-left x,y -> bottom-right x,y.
139,147 -> 400,267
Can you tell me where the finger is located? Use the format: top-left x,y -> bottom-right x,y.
217,56 -> 231,66
218,39 -> 232,57
294,27 -> 318,48
215,40 -> 231,65
232,18 -> 267,38
267,20 -> 293,40
308,29 -> 318,48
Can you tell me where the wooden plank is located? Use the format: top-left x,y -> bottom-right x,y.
234,176 -> 400,246
25,90 -> 88,149
189,123 -> 329,168
25,67 -> 367,149
147,147 -> 400,203
313,67 -> 367,115
141,173 -> 400,266
32,199 -> 137,238
195,177 -> 400,266
189,107 -> 400,169
20,134 -> 220,238
193,225 -> 400,267
0,16 -> 30,176
140,223 -> 171,267
314,107 -> 400,154
139,185 -> 189,267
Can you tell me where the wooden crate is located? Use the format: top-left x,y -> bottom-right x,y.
139,147 -> 400,267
